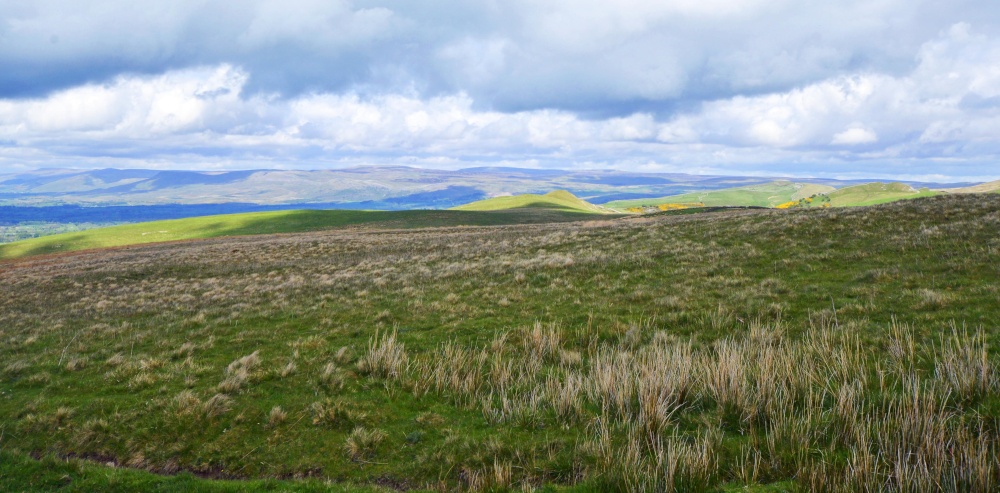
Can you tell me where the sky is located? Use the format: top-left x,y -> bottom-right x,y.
1,1 -> 999,182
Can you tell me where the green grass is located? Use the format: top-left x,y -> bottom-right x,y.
2,194 -> 1000,491
450,190 -> 610,213
607,181 -> 942,211
821,182 -> 937,207
0,450 -> 383,492
939,179 -> 1000,194
605,181 -> 835,209
0,449 -> 787,492
0,207 -> 605,260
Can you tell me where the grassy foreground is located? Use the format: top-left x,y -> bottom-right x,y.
0,450 -> 383,493
1,194 -> 1000,491
0,207 -> 604,260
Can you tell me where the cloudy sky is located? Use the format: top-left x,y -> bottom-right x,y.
1,1 -> 999,181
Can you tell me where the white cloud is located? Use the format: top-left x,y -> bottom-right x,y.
0,65 -> 248,137
0,65 -> 665,156
832,127 -> 878,145
652,24 -> 1000,159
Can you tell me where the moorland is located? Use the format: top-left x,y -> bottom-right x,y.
1,193 -> 999,492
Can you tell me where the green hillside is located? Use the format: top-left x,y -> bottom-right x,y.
939,179 -> 1000,194
450,190 -> 610,213
0,208 -> 601,260
605,181 -> 835,209
822,182 -> 937,206
606,181 -> 944,210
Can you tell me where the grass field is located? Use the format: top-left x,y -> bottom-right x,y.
0,207 -> 606,260
821,182 -> 937,207
2,194 -> 999,491
0,450 -> 380,493
604,181 -> 836,210
451,190 -> 611,214
604,181 -> 945,211
939,180 -> 1000,194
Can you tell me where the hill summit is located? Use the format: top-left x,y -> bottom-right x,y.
450,190 -> 610,213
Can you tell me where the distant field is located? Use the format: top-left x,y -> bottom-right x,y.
451,190 -> 611,213
0,207 -> 607,260
606,180 -> 948,210
605,181 -> 835,209
822,182 -> 937,207
938,179 -> 1000,194
0,222 -> 119,244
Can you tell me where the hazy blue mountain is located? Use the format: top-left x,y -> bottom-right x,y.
0,166 -> 974,210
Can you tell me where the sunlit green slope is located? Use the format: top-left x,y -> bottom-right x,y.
450,190 -> 610,213
605,181 -> 835,210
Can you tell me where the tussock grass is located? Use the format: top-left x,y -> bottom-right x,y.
356,329 -> 408,379
267,406 -> 287,427
344,427 -> 386,462
202,393 -> 232,418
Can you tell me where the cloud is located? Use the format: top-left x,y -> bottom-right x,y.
832,127 -> 878,145
0,65 -> 248,136
1,3 -> 1000,181
4,0 -> 1000,113
0,64 -> 670,161
654,23 -> 1000,158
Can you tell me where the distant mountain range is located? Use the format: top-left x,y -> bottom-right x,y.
0,166 -> 978,209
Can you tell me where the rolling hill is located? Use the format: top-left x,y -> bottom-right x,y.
450,190 -> 611,213
605,180 -> 949,210
820,182 -> 937,206
605,181 -> 837,209
939,179 -> 1000,194
1,166 -> 971,208
0,167 -> 781,207
0,207 -> 608,260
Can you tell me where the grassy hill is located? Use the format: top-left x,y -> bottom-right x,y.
606,181 -> 945,210
0,207 -> 605,260
450,190 -> 611,213
2,194 -> 1000,491
820,182 -> 937,206
939,179 -> 1000,194
605,181 -> 836,210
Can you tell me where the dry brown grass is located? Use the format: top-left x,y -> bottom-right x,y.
343,426 -> 386,462
267,406 -> 287,427
356,329 -> 408,380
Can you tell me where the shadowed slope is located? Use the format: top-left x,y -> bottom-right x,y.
0,207 -> 602,260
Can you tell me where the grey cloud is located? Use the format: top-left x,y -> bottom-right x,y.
4,0 -> 1000,114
